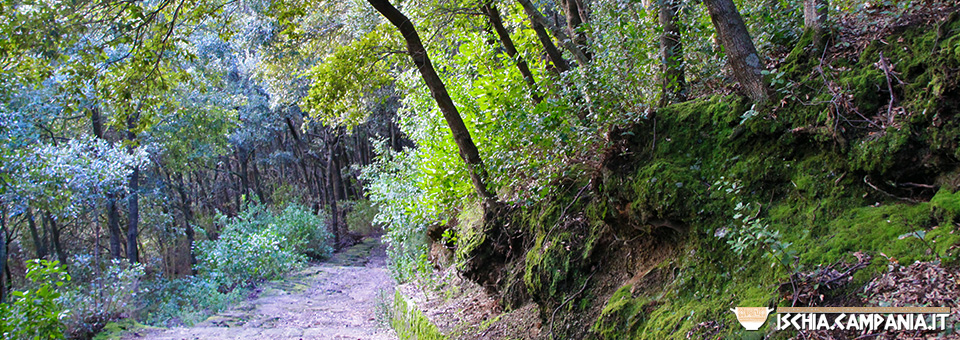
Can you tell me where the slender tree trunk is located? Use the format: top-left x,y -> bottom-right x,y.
239,148 -> 251,201
27,209 -> 47,259
106,193 -> 122,259
517,0 -> 588,68
703,0 -> 768,102
44,212 -> 67,267
803,0 -> 828,32
659,0 -> 687,106
367,0 -> 497,203
126,116 -> 140,264
91,106 -> 105,141
1,211 -> 7,303
327,138 -> 342,249
233,158 -> 242,213
250,151 -> 267,203
484,2 -> 542,103
176,174 -> 198,275
560,0 -> 591,60
3,262 -> 11,301
127,165 -> 140,263
90,106 -> 124,259
286,116 -> 319,200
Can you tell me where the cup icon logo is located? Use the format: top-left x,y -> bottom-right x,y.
730,307 -> 775,330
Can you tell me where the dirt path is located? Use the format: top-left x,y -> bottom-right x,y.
126,238 -> 397,340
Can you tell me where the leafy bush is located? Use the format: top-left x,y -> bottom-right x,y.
274,204 -> 334,260
360,143 -> 434,281
196,222 -> 305,289
0,260 -> 71,340
60,256 -> 145,338
195,202 -> 332,289
139,276 -> 243,327
345,199 -> 382,235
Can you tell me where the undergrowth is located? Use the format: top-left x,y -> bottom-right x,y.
451,11 -> 960,339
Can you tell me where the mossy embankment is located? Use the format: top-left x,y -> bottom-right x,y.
455,9 -> 960,339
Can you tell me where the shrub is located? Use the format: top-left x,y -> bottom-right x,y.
138,276 -> 243,327
59,256 -> 145,338
0,259 -> 71,340
345,200 -> 382,236
274,204 -> 334,260
195,222 -> 305,289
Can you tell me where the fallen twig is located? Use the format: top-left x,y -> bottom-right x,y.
864,175 -> 919,203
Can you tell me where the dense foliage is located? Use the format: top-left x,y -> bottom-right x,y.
2,0 -> 956,338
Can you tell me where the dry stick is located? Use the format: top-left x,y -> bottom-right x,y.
549,271 -> 595,339
863,175 -> 919,204
516,0 -> 589,67
816,47 -> 881,130
899,182 -> 936,189
878,51 -> 898,126
516,0 -> 600,119
544,182 -> 592,243
651,117 -> 656,153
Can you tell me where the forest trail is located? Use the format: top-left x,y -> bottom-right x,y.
125,238 -> 397,340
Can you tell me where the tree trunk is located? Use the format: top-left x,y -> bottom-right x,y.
327,140 -> 342,249
286,116 -> 320,201
126,116 -> 140,264
27,209 -> 47,259
91,106 -> 105,141
367,0 -> 497,203
233,158 -> 242,213
803,0 -> 828,32
703,0 -> 768,102
176,174 -> 198,275
127,165 -> 140,263
238,147 -> 251,201
106,192 -> 123,259
517,0 -> 589,68
483,2 -> 542,103
251,151 -> 267,203
45,212 -> 67,267
561,0 -> 591,61
1,212 -> 7,303
659,0 -> 687,106
91,106 -> 125,260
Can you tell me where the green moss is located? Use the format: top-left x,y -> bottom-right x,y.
931,187 -> 960,221
630,161 -> 701,221
93,320 -> 160,340
478,13 -> 960,340
454,204 -> 486,268
390,291 -> 446,340
848,127 -> 911,173
592,285 -> 646,338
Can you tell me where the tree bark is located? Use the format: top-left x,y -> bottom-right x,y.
250,151 -> 267,203
703,0 -> 768,102
91,106 -> 105,141
560,0 -> 591,61
326,136 -> 342,249
238,147 -> 251,200
517,0 -> 589,68
483,2 -> 542,103
126,116 -> 140,264
803,0 -> 828,32
45,212 -> 67,267
367,0 -> 497,203
27,209 -> 47,259
659,0 -> 687,106
106,193 -> 122,259
1,212 -> 7,303
175,174 -> 198,275
91,106 -> 124,259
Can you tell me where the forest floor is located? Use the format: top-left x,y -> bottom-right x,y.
122,237 -> 398,340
